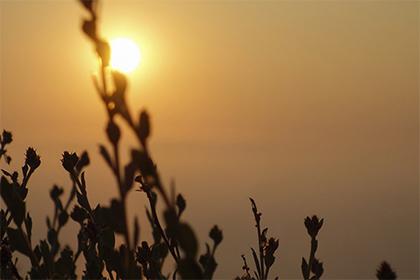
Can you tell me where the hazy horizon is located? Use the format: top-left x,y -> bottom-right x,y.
1,1 -> 419,278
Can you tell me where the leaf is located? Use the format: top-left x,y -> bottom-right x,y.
48,228 -> 59,256
177,258 -> 203,279
70,205 -> 88,224
301,257 -> 309,279
58,211 -> 69,227
0,176 -> 26,226
176,194 -> 186,217
25,213 -> 32,240
98,227 -> 115,257
123,161 -> 137,194
76,151 -> 90,172
99,144 -> 113,169
82,19 -> 96,40
76,190 -> 90,211
176,223 -> 198,259
251,247 -> 261,278
7,228 -> 30,256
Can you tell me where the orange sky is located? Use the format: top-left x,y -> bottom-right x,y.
1,1 -> 419,278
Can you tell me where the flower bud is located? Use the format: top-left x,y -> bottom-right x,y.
25,147 -> 41,170
1,130 -> 12,145
106,120 -> 120,145
61,152 -> 79,173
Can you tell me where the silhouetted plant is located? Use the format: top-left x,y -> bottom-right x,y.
78,0 -> 223,278
236,198 -> 279,280
376,262 -> 397,280
301,216 -> 324,280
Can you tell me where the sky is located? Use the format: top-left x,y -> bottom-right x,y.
1,0 -> 419,278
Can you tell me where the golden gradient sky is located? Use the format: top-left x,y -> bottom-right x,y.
1,1 -> 419,278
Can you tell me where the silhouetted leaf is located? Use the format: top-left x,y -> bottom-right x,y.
99,144 -> 113,169
251,247 -> 261,279
138,110 -> 150,145
311,258 -> 324,279
7,228 -> 30,256
76,151 -> 90,172
300,258 -> 309,279
70,205 -> 88,224
0,176 -> 26,226
25,213 -> 32,240
59,211 -> 69,227
176,194 -> 186,217
123,161 -> 137,194
177,223 -> 198,259
76,190 -> 90,211
178,258 -> 203,279
82,19 -> 96,40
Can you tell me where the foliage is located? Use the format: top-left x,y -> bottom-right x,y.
0,0 -> 398,279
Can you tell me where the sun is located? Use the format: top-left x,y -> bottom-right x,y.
110,38 -> 141,73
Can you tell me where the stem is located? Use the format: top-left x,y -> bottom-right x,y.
100,62 -> 132,272
306,237 -> 317,280
256,219 -> 265,280
146,191 -> 179,264
112,142 -> 131,250
303,237 -> 317,280
17,224 -> 39,268
21,168 -> 34,190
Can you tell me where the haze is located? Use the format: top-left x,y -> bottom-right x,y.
1,1 -> 418,278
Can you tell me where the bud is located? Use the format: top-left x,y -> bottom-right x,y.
50,185 -> 63,201
25,147 -> 41,170
106,120 -> 120,145
61,152 -> 79,173
304,215 -> 323,239
209,225 -> 223,246
1,130 -> 12,145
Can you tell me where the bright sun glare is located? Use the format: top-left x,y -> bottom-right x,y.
110,38 -> 141,73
